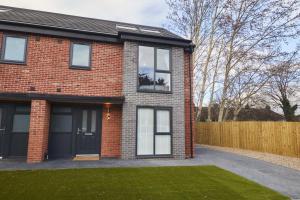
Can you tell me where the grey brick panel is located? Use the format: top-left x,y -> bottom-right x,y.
121,41 -> 185,159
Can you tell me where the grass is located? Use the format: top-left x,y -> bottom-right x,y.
0,166 -> 289,200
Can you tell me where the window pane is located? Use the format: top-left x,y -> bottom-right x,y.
4,37 -> 26,62
91,110 -> 96,132
157,110 -> 170,133
12,114 -> 30,133
16,106 -> 30,113
82,110 -> 88,132
0,108 -> 2,125
157,49 -> 170,70
155,135 -> 171,155
72,44 -> 90,67
155,73 -> 171,91
139,46 -> 154,90
137,108 -> 154,155
51,115 -> 72,132
52,107 -> 71,113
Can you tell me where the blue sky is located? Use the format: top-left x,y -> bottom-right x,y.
0,0 -> 169,27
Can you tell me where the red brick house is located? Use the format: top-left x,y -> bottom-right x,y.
0,6 -> 195,163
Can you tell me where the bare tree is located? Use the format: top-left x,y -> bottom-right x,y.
230,65 -> 271,120
216,0 -> 300,121
195,0 -> 225,120
166,0 -> 300,122
165,0 -> 224,120
264,52 -> 300,121
207,39 -> 224,121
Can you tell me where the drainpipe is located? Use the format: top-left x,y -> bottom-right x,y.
189,48 -> 194,158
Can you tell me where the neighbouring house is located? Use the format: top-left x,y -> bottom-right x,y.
199,105 -> 284,122
0,6 -> 195,163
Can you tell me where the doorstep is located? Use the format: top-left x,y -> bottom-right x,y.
73,154 -> 100,161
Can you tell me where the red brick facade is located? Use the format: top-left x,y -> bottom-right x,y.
0,32 -> 123,97
27,100 -> 50,163
184,53 -> 195,158
0,31 -> 194,162
0,32 -> 124,162
101,105 -> 122,158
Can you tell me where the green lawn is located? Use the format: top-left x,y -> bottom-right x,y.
0,166 -> 289,200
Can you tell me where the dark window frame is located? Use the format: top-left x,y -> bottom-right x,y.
136,106 -> 173,158
69,41 -> 92,70
11,105 -> 31,134
137,44 -> 172,94
50,106 -> 73,134
0,34 -> 28,65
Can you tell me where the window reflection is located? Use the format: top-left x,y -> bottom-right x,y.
71,43 -> 91,67
3,36 -> 27,62
138,46 -> 171,92
157,49 -> 170,71
138,46 -> 155,90
155,73 -> 171,91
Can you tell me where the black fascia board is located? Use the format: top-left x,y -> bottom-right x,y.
118,32 -> 194,52
118,31 -> 191,43
0,92 -> 125,104
0,21 -> 195,52
0,22 -> 120,43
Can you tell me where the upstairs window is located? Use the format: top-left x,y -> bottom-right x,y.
70,42 -> 91,69
1,35 -> 27,63
138,46 -> 171,92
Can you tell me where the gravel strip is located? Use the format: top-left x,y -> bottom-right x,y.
199,144 -> 300,171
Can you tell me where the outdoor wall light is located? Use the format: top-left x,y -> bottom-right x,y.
107,107 -> 111,120
104,103 -> 111,120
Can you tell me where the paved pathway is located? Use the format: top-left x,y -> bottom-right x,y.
0,146 -> 300,199
195,147 -> 300,200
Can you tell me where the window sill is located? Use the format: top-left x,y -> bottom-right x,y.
136,155 -> 173,159
69,66 -> 92,71
137,89 -> 172,94
0,60 -> 26,65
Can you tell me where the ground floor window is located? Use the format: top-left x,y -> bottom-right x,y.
137,106 -> 172,156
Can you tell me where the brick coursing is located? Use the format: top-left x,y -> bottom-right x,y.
184,53 -> 195,158
0,31 -> 193,162
121,42 -> 186,159
101,104 -> 122,158
0,32 -> 123,97
0,32 -> 124,162
27,100 -> 50,163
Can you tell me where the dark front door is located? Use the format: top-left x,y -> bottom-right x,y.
0,104 -> 30,159
0,105 -> 5,158
48,106 -> 73,159
76,108 -> 101,154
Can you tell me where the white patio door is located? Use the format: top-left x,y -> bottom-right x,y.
137,107 -> 172,156
137,108 -> 154,155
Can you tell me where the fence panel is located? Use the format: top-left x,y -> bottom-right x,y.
196,122 -> 300,158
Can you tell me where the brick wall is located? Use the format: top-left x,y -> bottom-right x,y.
0,31 -> 194,161
0,32 -> 123,97
27,100 -> 50,163
101,104 -> 122,158
121,42 -> 186,159
184,53 -> 195,158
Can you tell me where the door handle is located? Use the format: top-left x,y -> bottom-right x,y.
77,128 -> 82,135
0,127 -> 6,135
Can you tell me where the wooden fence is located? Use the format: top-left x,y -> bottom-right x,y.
196,122 -> 300,158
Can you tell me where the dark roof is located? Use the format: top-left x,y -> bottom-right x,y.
0,5 -> 190,45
